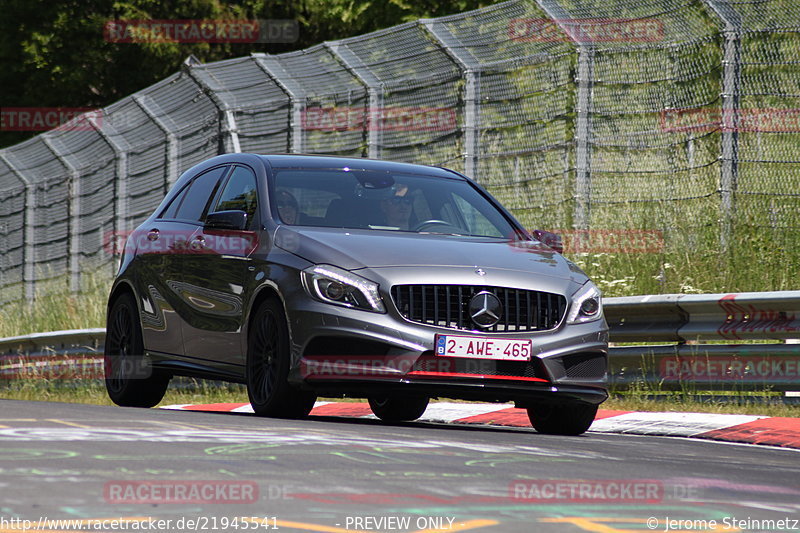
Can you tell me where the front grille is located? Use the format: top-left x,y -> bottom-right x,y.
391,284 -> 567,332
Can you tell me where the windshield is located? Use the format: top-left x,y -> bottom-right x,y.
272,168 -> 517,238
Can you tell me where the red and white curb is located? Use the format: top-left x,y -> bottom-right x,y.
161,401 -> 800,449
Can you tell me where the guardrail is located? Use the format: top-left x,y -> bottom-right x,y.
604,291 -> 800,342
0,328 -> 105,380
604,291 -> 800,393
0,328 -> 105,356
1,292 -> 798,393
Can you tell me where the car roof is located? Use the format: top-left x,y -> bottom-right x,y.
257,154 -> 462,179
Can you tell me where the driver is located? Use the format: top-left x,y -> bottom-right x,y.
379,184 -> 413,230
276,189 -> 299,224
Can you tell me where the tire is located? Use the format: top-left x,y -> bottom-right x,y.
368,395 -> 429,422
527,402 -> 598,436
246,297 -> 316,418
104,292 -> 170,407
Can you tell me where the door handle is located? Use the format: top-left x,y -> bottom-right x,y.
147,229 -> 159,241
191,235 -> 206,250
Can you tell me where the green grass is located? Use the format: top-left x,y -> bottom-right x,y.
0,269 -> 110,339
559,218 -> 800,298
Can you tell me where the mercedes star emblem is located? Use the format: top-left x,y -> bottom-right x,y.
469,291 -> 503,328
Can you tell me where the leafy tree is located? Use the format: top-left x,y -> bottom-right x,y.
0,0 -> 498,147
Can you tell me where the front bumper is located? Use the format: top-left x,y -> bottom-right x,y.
301,375 -> 608,406
285,294 -> 609,405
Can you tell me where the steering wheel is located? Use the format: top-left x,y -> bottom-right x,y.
412,219 -> 452,232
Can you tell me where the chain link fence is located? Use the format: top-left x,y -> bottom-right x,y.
1,0 -> 799,303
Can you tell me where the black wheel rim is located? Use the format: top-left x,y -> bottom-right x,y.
106,303 -> 133,393
372,396 -> 390,408
250,310 -> 279,404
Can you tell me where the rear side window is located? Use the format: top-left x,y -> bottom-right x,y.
160,187 -> 188,220
171,167 -> 228,222
213,166 -> 258,229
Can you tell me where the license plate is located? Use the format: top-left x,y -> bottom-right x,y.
435,334 -> 532,361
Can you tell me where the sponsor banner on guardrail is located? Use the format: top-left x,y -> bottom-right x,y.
717,294 -> 800,340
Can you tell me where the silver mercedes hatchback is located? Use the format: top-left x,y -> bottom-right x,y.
105,153 -> 608,435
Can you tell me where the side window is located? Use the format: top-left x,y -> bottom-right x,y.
212,166 -> 258,229
174,167 -> 228,222
452,193 -> 504,237
160,185 -> 189,219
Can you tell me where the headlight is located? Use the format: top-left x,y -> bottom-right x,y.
301,265 -> 386,313
566,281 -> 602,324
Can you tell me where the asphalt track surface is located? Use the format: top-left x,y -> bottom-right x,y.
1,400 -> 799,533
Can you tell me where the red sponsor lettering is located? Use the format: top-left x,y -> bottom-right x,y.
717,294 -> 799,340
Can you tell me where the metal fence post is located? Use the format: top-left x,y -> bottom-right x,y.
133,95 -> 179,191
89,116 -> 129,264
325,42 -> 383,159
573,46 -> 594,232
41,136 -> 81,293
534,0 -> 594,232
420,19 -> 482,179
701,0 -> 742,253
182,58 -> 241,154
251,53 -> 307,153
0,154 -> 36,301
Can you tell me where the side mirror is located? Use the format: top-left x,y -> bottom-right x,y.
206,210 -> 248,231
532,229 -> 563,254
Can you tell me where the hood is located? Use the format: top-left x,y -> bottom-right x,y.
273,226 -> 588,283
